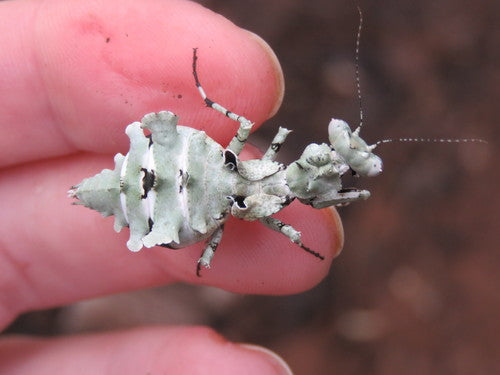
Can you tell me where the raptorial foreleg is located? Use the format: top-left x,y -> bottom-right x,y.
306,188 -> 371,209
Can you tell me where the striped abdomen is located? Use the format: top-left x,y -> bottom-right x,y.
72,111 -> 234,252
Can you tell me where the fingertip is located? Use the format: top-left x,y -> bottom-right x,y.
239,344 -> 294,375
321,206 -> 345,259
152,327 -> 294,375
177,202 -> 342,295
243,30 -> 285,118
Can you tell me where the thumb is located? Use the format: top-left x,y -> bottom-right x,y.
0,326 -> 292,375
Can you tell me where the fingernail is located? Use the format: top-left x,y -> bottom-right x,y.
240,344 -> 293,375
324,206 -> 345,258
244,30 -> 285,118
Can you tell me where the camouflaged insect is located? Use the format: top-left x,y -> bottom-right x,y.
69,49 -> 382,275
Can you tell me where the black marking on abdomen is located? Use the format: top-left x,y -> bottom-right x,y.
338,188 -> 358,193
159,243 -> 176,249
224,150 -> 238,171
283,195 -> 294,207
271,142 -> 282,152
228,195 -> 246,209
215,211 -> 228,221
141,168 -> 156,199
179,169 -> 190,193
145,134 -> 153,147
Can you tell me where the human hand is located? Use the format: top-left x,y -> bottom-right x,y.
0,0 -> 343,373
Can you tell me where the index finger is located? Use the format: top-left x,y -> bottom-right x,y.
0,0 -> 284,167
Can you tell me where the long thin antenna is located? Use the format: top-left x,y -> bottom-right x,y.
375,137 -> 488,146
348,4 -> 487,150
353,4 -> 364,135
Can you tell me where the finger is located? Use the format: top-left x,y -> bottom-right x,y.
0,0 -> 283,167
0,326 -> 292,375
0,152 -> 342,328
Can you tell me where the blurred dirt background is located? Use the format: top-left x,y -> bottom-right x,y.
6,0 -> 498,374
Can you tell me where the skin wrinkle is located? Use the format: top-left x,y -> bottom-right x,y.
0,168 -> 85,327
0,159 -> 77,325
87,14 -> 147,89
0,239 -> 38,328
34,3 -> 109,157
0,0 -> 74,168
31,0 -> 75,161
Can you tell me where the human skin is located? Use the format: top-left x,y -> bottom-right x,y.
0,0 -> 343,373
